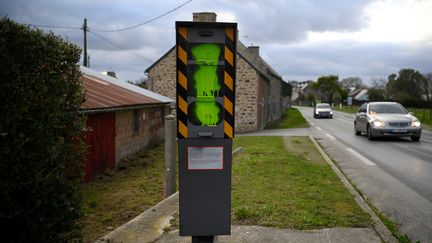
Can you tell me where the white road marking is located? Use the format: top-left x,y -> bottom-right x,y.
325,133 -> 336,140
316,126 -> 322,131
335,118 -> 353,125
421,138 -> 432,143
346,147 -> 376,166
310,122 -> 315,126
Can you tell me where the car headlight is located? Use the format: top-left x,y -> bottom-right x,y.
373,120 -> 385,127
330,111 -> 333,114
315,111 -> 319,114
411,119 -> 421,127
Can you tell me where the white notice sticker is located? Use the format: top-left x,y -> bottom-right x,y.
188,146 -> 223,170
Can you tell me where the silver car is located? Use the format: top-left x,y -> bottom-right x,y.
313,103 -> 333,118
354,102 -> 422,141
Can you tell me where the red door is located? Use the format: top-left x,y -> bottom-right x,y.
84,112 -> 115,182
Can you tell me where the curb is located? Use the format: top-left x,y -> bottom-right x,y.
95,192 -> 179,243
309,136 -> 397,243
232,146 -> 244,156
96,148 -> 244,243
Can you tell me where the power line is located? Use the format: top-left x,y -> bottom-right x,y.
22,0 -> 192,32
90,0 -> 192,32
28,24 -> 81,30
87,30 -> 149,62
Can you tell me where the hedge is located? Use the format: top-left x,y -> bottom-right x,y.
0,18 -> 86,242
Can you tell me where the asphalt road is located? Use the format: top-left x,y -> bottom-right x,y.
294,106 -> 432,242
241,106 -> 432,242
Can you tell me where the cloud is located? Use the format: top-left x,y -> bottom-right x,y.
225,0 -> 374,45
265,40 -> 432,84
1,0 -> 431,83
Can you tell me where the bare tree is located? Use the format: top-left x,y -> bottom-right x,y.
368,78 -> 388,101
340,77 -> 365,90
371,78 -> 387,89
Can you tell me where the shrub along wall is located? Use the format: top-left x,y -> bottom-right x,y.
0,18 -> 86,242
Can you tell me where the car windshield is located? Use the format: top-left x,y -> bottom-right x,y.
317,104 -> 330,108
369,104 -> 407,114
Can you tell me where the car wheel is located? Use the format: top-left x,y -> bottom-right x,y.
411,135 -> 421,142
354,122 -> 361,136
367,125 -> 374,140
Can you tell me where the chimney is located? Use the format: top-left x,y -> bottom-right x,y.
193,12 -> 217,22
107,71 -> 117,78
248,46 -> 260,56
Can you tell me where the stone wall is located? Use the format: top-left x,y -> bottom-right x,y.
115,106 -> 166,164
268,78 -> 283,124
147,48 -> 176,100
257,75 -> 269,130
234,57 -> 259,133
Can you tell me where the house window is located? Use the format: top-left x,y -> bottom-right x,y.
133,110 -> 140,135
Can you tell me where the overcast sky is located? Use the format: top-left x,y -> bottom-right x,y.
2,0 -> 431,85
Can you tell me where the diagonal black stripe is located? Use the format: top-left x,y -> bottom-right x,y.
177,84 -> 187,101
225,62 -> 235,77
177,56 -> 187,71
177,109 -> 188,124
177,108 -> 188,139
224,85 -> 234,101
225,39 -> 234,52
224,109 -> 234,126
177,34 -> 187,48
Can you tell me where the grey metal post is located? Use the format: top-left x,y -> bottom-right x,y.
164,114 -> 176,198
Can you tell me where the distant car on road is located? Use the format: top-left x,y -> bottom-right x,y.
354,102 -> 422,141
313,103 -> 333,118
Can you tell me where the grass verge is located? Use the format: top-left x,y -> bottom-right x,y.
79,144 -> 166,243
232,136 -> 372,229
269,107 -> 310,129
334,105 -> 359,114
408,108 -> 432,127
80,136 -> 373,241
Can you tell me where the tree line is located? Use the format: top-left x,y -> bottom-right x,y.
369,69 -> 432,107
298,68 -> 432,108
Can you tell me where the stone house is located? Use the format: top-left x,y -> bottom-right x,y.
80,66 -> 173,181
291,81 -> 313,105
291,80 -> 329,106
145,12 -> 287,133
348,88 -> 369,105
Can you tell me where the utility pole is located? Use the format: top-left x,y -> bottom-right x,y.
83,18 -> 88,67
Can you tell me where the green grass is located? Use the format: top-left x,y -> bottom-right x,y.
231,136 -> 372,229
79,144 -> 167,243
269,107 -> 310,129
334,105 -> 359,114
80,136 -> 374,241
408,108 -> 432,127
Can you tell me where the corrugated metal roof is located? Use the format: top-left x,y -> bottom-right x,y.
354,89 -> 369,100
81,66 -> 174,103
80,66 -> 173,110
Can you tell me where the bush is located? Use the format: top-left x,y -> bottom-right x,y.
0,18 -> 85,242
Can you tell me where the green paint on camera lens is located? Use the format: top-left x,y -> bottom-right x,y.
190,43 -> 222,126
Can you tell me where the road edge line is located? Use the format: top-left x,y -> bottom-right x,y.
346,147 -> 376,166
309,136 -> 397,243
